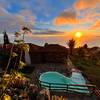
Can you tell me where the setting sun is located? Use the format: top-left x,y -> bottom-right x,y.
75,32 -> 82,38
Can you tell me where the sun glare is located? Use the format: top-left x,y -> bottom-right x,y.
75,32 -> 82,38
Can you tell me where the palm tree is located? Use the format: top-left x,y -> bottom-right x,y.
22,26 -> 31,42
67,39 -> 75,55
14,27 -> 31,70
14,31 -> 24,70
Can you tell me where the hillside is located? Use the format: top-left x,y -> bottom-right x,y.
0,43 -> 100,89
70,47 -> 100,88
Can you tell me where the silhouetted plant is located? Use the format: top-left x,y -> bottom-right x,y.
3,31 -> 10,45
44,43 -> 48,47
67,39 -> 75,55
78,47 -> 85,57
4,44 -> 14,74
22,26 -> 31,41
83,44 -> 88,49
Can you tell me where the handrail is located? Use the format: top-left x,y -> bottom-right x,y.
39,80 -> 95,87
41,84 -> 91,91
39,80 -> 100,98
39,80 -> 95,93
94,87 -> 100,98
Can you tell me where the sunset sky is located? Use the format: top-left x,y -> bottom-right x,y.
0,0 -> 100,47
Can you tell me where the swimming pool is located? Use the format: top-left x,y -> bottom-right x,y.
39,71 -> 89,93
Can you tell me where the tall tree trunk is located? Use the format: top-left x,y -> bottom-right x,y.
17,49 -> 23,71
4,44 -> 14,74
23,32 -> 25,42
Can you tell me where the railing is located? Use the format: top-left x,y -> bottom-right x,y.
39,80 -> 96,94
94,87 -> 100,98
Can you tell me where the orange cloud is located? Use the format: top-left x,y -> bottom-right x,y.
78,12 -> 100,24
91,20 -> 100,30
54,17 -> 78,25
75,0 -> 100,10
54,9 -> 78,25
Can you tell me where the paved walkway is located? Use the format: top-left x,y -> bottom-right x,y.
67,57 -> 81,72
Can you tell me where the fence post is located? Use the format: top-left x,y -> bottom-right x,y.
49,83 -> 52,100
66,84 -> 68,92
49,83 -> 51,90
39,81 -> 41,88
92,86 -> 96,95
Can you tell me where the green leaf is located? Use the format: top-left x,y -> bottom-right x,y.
15,32 -> 21,37
11,52 -> 18,57
19,61 -> 26,69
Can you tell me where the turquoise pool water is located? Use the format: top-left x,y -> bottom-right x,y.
39,71 -> 89,93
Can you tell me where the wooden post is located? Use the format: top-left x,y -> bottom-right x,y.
49,83 -> 52,100
66,84 -> 68,92
91,86 -> 96,95
39,80 -> 41,88
49,83 -> 51,90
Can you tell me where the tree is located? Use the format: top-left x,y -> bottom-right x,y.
4,44 -> 14,74
67,39 -> 75,55
44,43 -> 48,47
83,44 -> 88,49
3,31 -> 10,45
78,47 -> 85,57
22,26 -> 31,42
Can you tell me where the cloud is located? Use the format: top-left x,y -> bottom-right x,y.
91,20 -> 100,30
75,0 -> 100,10
32,29 -> 64,35
17,10 -> 36,25
74,0 -> 100,25
0,6 -> 35,32
78,10 -> 100,25
54,0 -> 100,26
53,8 -> 78,26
